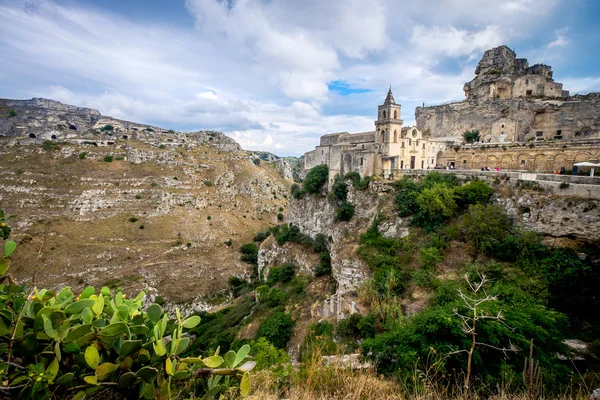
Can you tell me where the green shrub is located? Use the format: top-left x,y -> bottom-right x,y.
394,178 -> 421,217
135,194 -> 142,199
559,182 -> 570,189
253,158 -> 261,166
258,312 -> 294,349
419,247 -> 442,268
9,109 -> 17,117
253,230 -> 270,243
100,124 -> 114,131
41,140 -> 59,151
159,144 -> 166,149
204,180 -> 213,187
79,152 -> 87,159
459,204 -> 511,254
455,179 -> 494,207
139,224 -> 145,229
128,217 -> 138,223
303,164 -> 328,194
336,200 -> 355,222
103,155 -> 114,162
240,242 -> 258,266
267,263 -> 296,286
145,127 -> 154,132
248,337 -> 290,371
229,276 -> 247,298
315,251 -> 332,277
277,212 -> 284,221
115,155 -> 124,161
332,177 -> 348,202
266,288 -> 287,307
413,183 -> 457,230
290,183 -> 305,199
336,313 -> 363,340
225,238 -> 233,247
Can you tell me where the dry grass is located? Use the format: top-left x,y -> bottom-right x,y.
247,347 -> 592,400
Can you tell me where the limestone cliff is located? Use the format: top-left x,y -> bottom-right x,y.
0,98 -> 290,309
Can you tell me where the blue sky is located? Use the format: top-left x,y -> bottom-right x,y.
1,0 -> 599,156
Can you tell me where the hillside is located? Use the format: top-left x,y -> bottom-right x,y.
0,98 -> 291,309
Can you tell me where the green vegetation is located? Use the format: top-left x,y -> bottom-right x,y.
135,194 -> 142,199
253,158 -> 261,166
0,212 -> 254,399
103,155 -> 113,162
277,212 -> 284,221
258,313 -> 294,349
302,164 -> 328,194
462,129 -> 481,143
41,140 -> 59,151
79,152 -> 87,159
8,109 -> 17,117
100,124 -> 114,131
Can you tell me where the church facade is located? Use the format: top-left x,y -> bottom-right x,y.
302,88 -> 452,183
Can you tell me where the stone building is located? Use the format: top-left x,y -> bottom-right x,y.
304,45 -> 600,177
303,88 -> 451,182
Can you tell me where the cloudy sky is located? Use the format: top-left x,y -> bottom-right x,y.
1,0 -> 599,156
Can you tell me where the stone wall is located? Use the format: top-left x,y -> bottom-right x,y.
447,139 -> 600,172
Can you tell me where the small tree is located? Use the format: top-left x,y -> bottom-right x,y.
451,272 -> 517,395
8,109 -> 17,118
463,130 -> 481,143
303,164 -> 329,194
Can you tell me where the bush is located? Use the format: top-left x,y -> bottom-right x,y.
9,109 -> 17,117
203,180 -> 213,186
277,212 -> 284,221
128,217 -> 138,223
240,242 -> 258,265
267,263 -> 296,286
100,124 -> 114,131
336,313 -> 363,340
459,204 -> 511,254
332,177 -> 349,202
103,155 -> 113,162
258,312 -> 294,349
290,183 -> 305,199
159,144 -> 166,149
135,194 -> 142,199
79,152 -> 87,159
248,337 -> 290,371
253,230 -> 270,243
559,182 -> 570,189
253,158 -> 261,166
463,130 -> 480,143
336,201 -> 355,222
415,183 -> 457,220
394,177 -> 421,217
455,179 -> 494,207
303,164 -> 329,194
266,288 -> 287,307
41,140 -> 59,151
315,251 -> 332,277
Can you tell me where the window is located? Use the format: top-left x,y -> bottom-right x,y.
422,143 -> 426,149
321,150 -> 323,155
526,90 -> 532,96
521,160 -> 526,166
555,130 -> 563,139
501,124 -> 505,128
383,110 -> 386,119
401,142 -> 405,148
463,160 -> 467,164
409,139 -> 411,146
394,110 -> 397,119
536,131 -> 543,137
360,157 -> 363,166
362,144 -> 365,149
525,79 -> 529,85
400,160 -> 404,169
421,160 -> 424,169
393,130 -> 397,142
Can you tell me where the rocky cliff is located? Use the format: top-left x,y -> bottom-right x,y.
260,176 -> 600,312
0,98 -> 290,309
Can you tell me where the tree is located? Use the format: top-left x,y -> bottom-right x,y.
258,312 -> 294,349
451,272 -> 517,395
459,204 -> 511,254
463,130 -> 481,143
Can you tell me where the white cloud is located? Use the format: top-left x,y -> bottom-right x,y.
0,0 -> 595,157
547,28 -> 569,48
410,25 -> 503,59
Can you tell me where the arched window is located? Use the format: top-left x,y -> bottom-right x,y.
521,159 -> 526,166
383,110 -> 386,119
393,130 -> 397,142
380,131 -> 385,142
394,110 -> 397,119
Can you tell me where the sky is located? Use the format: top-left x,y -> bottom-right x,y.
1,0 -> 599,156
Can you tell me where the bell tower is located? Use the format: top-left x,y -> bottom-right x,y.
375,87 -> 403,146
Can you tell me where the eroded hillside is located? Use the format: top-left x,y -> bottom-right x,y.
0,139 -> 290,309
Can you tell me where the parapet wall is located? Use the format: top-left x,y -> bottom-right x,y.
395,169 -> 600,200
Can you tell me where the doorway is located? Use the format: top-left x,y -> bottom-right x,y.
410,156 -> 415,169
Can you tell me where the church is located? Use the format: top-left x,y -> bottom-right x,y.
302,88 -> 452,183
